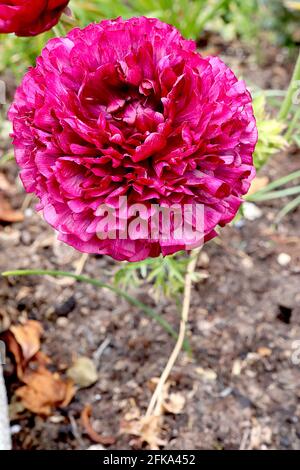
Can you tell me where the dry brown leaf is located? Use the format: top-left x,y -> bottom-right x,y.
3,320 -> 75,416
0,194 -> 24,223
162,392 -> 185,414
10,320 -> 43,363
247,176 -> 269,196
16,366 -> 75,416
148,378 -> 185,415
120,415 -> 166,450
4,332 -> 24,379
81,404 -> 116,445
3,321 -> 47,379
121,378 -> 185,449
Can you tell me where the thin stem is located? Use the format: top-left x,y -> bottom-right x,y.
52,26 -> 61,38
145,247 -> 201,418
285,107 -> 300,141
278,49 -> 300,121
2,269 -> 190,352
74,253 -> 89,276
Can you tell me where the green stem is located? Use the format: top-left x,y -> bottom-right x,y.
2,269 -> 191,353
52,26 -> 61,38
285,107 -> 300,142
278,49 -> 300,121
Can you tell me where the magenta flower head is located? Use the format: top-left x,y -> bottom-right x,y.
0,0 -> 69,37
9,17 -> 257,261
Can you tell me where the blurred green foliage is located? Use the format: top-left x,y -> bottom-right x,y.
2,0 -> 300,79
0,0 -> 231,77
114,252 -> 206,299
253,95 -> 288,170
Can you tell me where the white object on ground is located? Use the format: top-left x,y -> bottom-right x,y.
0,362 -> 11,450
243,202 -> 263,221
277,253 -> 291,266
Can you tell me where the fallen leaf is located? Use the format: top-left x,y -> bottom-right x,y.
67,357 -> 98,389
195,367 -> 217,381
10,320 -> 43,363
0,194 -> 24,223
16,366 -> 75,416
162,392 -> 185,414
120,415 -> 166,450
249,421 -> 272,449
81,405 -> 116,445
2,320 -> 75,416
247,176 -> 269,196
4,332 -> 24,379
121,379 -> 184,449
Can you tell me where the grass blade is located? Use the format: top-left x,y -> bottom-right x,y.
2,269 -> 191,353
275,194 -> 300,224
246,170 -> 300,200
248,185 -> 300,202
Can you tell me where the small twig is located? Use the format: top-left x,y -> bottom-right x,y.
74,253 -> 89,276
239,428 -> 250,450
20,194 -> 33,212
145,247 -> 201,418
93,338 -> 111,364
0,362 -> 11,450
68,412 -> 85,449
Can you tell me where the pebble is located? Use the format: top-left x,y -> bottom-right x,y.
241,257 -> 254,269
87,445 -> 105,450
243,202 -> 263,221
24,208 -> 33,218
10,424 -> 21,435
56,317 -> 69,327
277,253 -> 291,266
55,295 -> 76,316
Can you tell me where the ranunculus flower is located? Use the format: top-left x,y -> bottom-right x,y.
0,0 -> 69,36
9,17 -> 257,261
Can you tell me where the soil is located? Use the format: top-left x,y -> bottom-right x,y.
0,40 -> 300,451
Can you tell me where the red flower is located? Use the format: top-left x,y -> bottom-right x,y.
0,0 -> 69,36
